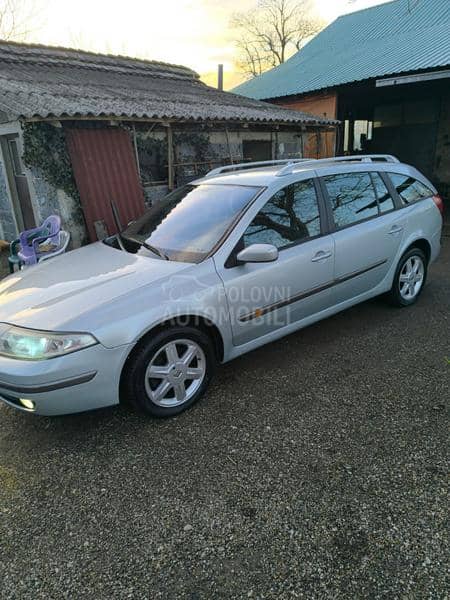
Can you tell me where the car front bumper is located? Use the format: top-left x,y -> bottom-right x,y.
0,343 -> 132,416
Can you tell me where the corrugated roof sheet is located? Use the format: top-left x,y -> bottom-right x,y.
233,0 -> 450,100
0,41 -> 336,126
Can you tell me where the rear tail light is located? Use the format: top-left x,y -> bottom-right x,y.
432,194 -> 445,217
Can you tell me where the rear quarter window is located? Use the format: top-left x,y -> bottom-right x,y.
388,173 -> 434,205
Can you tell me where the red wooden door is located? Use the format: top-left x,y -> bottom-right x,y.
66,128 -> 146,241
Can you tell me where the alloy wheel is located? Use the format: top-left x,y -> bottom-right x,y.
399,255 -> 425,301
144,339 -> 206,407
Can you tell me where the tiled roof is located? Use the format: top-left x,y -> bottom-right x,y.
233,0 -> 450,100
0,41 -> 336,126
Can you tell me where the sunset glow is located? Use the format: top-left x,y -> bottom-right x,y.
19,0 -> 392,89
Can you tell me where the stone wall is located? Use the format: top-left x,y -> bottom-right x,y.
0,126 -> 88,248
28,167 -> 87,248
144,184 -> 169,206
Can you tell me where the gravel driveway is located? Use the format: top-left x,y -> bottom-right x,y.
1,239 -> 449,599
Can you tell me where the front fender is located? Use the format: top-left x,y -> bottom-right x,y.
74,259 -> 232,351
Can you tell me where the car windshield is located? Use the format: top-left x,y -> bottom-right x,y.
122,183 -> 261,263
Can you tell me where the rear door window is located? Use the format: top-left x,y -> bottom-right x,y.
323,172 -> 379,228
371,173 -> 395,213
388,173 -> 434,205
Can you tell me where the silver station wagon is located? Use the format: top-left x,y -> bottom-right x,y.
0,155 -> 444,417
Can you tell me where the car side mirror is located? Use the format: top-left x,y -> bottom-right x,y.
236,243 -> 278,264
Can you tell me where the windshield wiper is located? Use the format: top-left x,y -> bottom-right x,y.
141,241 -> 170,261
120,234 -> 170,260
114,233 -> 127,252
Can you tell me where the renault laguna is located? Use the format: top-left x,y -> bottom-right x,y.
0,155 -> 443,417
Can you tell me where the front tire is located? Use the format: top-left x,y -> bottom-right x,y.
122,326 -> 215,417
388,247 -> 428,307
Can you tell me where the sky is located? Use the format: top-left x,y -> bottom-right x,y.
15,0 -> 392,89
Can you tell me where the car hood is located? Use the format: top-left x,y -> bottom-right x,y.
0,242 -> 190,331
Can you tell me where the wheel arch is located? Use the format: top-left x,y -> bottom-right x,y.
119,315 -> 225,394
402,238 -> 431,262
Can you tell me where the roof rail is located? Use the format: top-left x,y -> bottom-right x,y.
276,154 -> 400,177
205,158 -> 312,178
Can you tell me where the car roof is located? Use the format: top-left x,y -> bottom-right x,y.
194,165 -> 285,187
193,156 -> 431,189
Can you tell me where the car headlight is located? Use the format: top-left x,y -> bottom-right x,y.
0,324 -> 98,360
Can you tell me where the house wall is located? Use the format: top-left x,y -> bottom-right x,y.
140,127 -> 305,204
210,130 -> 304,159
277,93 -> 338,121
28,167 -> 87,247
180,129 -> 304,164
272,93 -> 338,158
23,126 -> 88,247
0,122 -> 87,246
0,120 -> 328,244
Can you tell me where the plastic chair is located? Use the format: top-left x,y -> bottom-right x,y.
38,230 -> 71,262
8,239 -> 22,273
8,215 -> 61,272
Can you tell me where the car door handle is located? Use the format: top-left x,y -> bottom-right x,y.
311,251 -> 332,262
388,225 -> 403,235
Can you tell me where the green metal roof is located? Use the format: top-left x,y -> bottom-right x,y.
233,0 -> 450,100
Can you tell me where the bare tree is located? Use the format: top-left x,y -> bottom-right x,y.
0,0 -> 38,41
232,0 -> 324,78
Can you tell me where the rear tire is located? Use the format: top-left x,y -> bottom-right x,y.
122,326 -> 216,417
388,247 -> 428,307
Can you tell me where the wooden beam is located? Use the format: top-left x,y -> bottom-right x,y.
167,123 -> 174,191
348,120 -> 355,154
300,128 -> 305,158
23,116 -> 338,130
131,123 -> 141,179
224,128 -> 234,164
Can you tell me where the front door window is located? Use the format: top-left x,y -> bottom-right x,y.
243,179 -> 321,249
